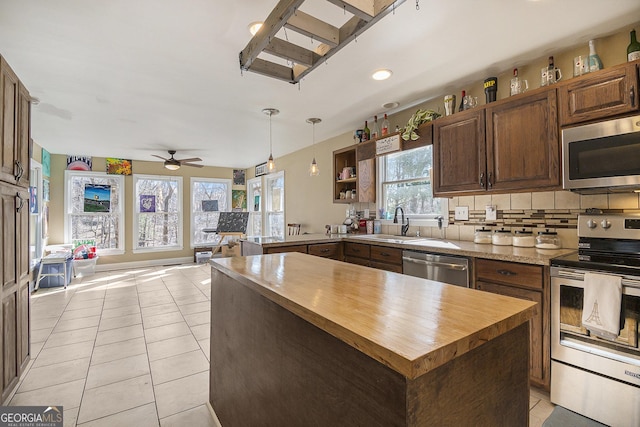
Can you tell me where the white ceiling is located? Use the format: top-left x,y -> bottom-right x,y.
1,0 -> 639,169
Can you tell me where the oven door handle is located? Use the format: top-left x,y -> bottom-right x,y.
553,269 -> 640,297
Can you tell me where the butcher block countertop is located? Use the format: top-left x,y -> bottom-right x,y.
241,233 -> 575,265
210,252 -> 536,380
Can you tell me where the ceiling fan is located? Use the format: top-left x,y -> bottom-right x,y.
152,150 -> 203,170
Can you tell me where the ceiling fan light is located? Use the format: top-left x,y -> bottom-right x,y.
164,163 -> 180,171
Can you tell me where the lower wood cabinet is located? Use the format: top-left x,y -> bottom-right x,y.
260,242 -> 343,261
475,259 -> 548,390
344,242 -> 402,273
307,242 -> 342,260
0,183 -> 30,402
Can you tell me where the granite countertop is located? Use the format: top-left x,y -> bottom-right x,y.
241,233 -> 575,266
211,252 -> 536,379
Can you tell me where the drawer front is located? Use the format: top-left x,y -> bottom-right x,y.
308,242 -> 342,259
345,256 -> 370,267
370,245 -> 402,265
370,261 -> 402,273
476,259 -> 543,290
266,245 -> 308,254
344,242 -> 370,259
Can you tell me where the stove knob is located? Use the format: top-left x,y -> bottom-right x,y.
586,219 -> 597,229
601,219 -> 612,229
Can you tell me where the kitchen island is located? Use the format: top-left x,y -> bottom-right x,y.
209,253 -> 537,426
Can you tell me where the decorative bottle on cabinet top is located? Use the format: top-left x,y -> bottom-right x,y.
370,115 -> 380,139
363,121 -> 370,141
588,40 -> 603,72
458,90 -> 466,112
628,29 -> 640,62
381,114 -> 390,136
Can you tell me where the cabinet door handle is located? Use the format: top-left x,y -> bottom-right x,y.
631,85 -> 636,107
487,172 -> 493,189
15,160 -> 23,182
479,172 -> 485,188
320,248 -> 330,253
380,252 -> 390,257
16,192 -> 25,212
497,269 -> 516,276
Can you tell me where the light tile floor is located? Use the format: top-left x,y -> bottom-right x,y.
10,262 -> 555,426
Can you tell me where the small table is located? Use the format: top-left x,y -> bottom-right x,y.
36,253 -> 73,290
203,229 -> 245,257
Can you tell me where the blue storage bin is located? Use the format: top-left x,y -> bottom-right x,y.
37,257 -> 73,288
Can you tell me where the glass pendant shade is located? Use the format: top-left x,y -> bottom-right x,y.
306,117 -> 322,177
309,157 -> 319,176
263,108 -> 279,173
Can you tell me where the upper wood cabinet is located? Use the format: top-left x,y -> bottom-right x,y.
486,88 -> 560,192
433,108 -> 486,195
434,87 -> 560,196
0,57 -> 30,188
558,60 -> 639,126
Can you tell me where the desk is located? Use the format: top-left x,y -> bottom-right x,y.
36,253 -> 73,290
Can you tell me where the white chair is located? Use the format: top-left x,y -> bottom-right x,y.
287,223 -> 301,235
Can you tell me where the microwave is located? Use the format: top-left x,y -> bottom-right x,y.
563,114 -> 640,193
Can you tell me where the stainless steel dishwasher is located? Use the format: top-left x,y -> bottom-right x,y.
402,250 -> 470,287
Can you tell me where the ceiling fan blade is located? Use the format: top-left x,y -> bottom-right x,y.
152,154 -> 169,161
183,162 -> 204,168
176,157 -> 202,163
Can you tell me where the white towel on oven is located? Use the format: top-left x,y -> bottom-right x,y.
581,272 -> 622,341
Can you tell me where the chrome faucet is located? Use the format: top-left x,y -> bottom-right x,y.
393,206 -> 410,236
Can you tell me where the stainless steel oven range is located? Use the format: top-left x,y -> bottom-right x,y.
551,213 -> 640,426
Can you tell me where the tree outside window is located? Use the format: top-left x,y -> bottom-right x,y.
65,171 -> 124,254
378,146 -> 446,219
191,178 -> 231,247
134,175 -> 182,251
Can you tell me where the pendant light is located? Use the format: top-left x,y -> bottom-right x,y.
262,108 -> 279,173
306,118 -> 321,176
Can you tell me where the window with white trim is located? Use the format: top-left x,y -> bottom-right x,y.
190,177 -> 231,247
246,176 -> 262,237
265,171 -> 284,238
377,146 -> 448,222
65,170 -> 125,255
133,175 -> 182,252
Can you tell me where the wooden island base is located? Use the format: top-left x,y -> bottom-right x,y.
209,258 -> 530,427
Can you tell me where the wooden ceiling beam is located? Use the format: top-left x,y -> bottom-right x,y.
247,58 -> 294,83
285,10 -> 339,47
264,38 -> 321,68
239,0 -> 305,71
240,0 -> 406,83
325,0 -> 374,21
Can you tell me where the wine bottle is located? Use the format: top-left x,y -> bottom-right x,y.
628,29 -> 640,62
371,115 -> 380,139
458,90 -> 466,112
588,40 -> 603,72
381,114 -> 390,136
363,121 -> 370,141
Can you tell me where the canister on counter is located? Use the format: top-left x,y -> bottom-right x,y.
474,227 -> 492,244
513,228 -> 535,247
492,228 -> 513,246
535,229 -> 562,249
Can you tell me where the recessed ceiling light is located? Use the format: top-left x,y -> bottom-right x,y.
248,21 -> 263,36
382,101 -> 399,109
372,69 -> 392,81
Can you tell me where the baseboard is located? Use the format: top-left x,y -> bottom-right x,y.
94,256 -> 194,272
206,402 -> 223,427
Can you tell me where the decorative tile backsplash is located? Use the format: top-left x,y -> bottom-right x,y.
383,190 -> 640,249
446,190 -> 640,249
